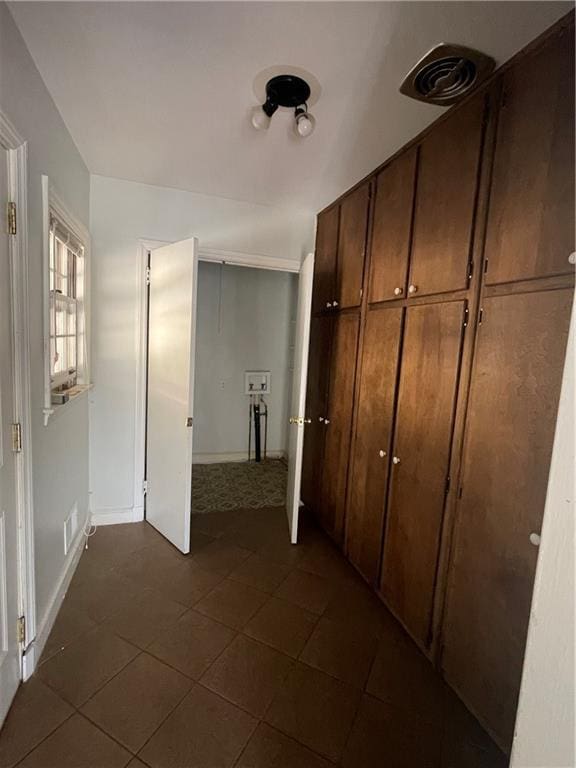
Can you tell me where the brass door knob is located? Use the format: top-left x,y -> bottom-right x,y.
333,300 -> 339,307
326,301 -> 332,308
408,284 -> 418,294
324,418 -> 330,425
379,450 -> 387,458
392,456 -> 400,465
394,287 -> 403,296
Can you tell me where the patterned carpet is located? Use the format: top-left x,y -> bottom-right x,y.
191,460 -> 287,513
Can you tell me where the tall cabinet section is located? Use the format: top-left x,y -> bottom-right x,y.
303,16 -> 574,756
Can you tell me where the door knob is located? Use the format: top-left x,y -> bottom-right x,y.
324,418 -> 330,425
333,300 -> 339,307
304,418 -> 312,424
326,301 -> 332,308
379,450 -> 387,458
394,287 -> 403,296
529,532 -> 541,547
289,417 -> 297,424
408,284 -> 418,294
318,416 -> 325,422
392,456 -> 400,464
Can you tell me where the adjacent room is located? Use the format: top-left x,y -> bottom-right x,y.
0,2 -> 574,768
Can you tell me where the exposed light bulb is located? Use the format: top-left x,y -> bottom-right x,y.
251,105 -> 271,131
295,108 -> 316,138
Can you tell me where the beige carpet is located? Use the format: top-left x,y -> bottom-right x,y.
191,460 -> 287,513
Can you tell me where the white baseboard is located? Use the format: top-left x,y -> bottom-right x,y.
24,520 -> 87,679
91,506 -> 144,526
192,451 -> 286,464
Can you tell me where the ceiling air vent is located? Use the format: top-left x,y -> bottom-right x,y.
400,44 -> 495,106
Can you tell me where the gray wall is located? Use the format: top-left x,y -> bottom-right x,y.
0,4 -> 90,632
193,263 -> 297,459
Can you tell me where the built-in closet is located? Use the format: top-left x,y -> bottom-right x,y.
301,14 -> 574,753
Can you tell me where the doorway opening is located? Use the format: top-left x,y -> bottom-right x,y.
191,262 -> 297,515
137,241 -> 313,555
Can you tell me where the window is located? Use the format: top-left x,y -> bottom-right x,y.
42,175 -> 90,424
49,218 -> 84,390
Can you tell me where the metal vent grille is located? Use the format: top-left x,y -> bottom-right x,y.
400,44 -> 495,106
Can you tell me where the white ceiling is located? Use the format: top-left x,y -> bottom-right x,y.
10,1 -> 571,210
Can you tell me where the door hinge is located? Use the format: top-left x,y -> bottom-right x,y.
483,258 -> 489,275
17,616 -> 26,644
145,266 -> 151,286
463,307 -> 469,328
467,259 -> 474,282
186,417 -> 193,427
478,307 -> 484,326
7,202 -> 16,235
142,479 -> 148,495
445,475 -> 451,495
11,423 -> 22,453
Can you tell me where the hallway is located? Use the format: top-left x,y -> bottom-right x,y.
0,509 -> 506,768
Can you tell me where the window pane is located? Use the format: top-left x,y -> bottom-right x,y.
67,336 -> 77,371
54,336 -> 65,374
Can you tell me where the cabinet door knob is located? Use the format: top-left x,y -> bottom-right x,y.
333,300 -> 339,307
392,456 -> 400,465
326,301 -> 332,308
394,287 -> 403,296
529,532 -> 541,547
324,418 -> 330,425
379,450 -> 387,458
318,416 -> 324,423
408,284 -> 418,294
304,418 -> 312,424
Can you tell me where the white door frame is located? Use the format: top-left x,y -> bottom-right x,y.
0,109 -> 36,678
134,240 -> 304,521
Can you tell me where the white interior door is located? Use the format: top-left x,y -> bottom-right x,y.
0,146 -> 21,724
286,252 -> 314,543
146,238 -> 198,553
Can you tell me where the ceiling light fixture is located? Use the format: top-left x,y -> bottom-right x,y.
251,74 -> 316,137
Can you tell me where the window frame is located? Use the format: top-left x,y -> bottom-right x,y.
42,176 -> 91,425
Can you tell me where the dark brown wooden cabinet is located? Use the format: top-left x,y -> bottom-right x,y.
346,307 -> 403,584
337,184 -> 370,309
380,301 -> 466,646
301,315 -> 333,512
441,288 -> 573,750
409,96 -> 485,298
483,27 -> 575,285
368,149 -> 417,304
312,206 -> 339,314
319,313 -> 360,541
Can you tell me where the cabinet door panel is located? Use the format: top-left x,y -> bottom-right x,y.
409,97 -> 484,297
337,184 -> 369,309
319,313 -> 360,541
484,29 -> 575,285
312,207 -> 339,313
441,289 -> 573,752
301,316 -> 333,512
369,149 -> 417,304
346,307 -> 403,585
381,301 -> 466,645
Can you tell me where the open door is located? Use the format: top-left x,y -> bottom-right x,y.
146,238 -> 198,553
286,252 -> 314,543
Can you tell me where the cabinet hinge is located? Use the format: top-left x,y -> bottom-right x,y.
7,202 -> 16,235
142,479 -> 148,495
483,258 -> 489,275
145,266 -> 151,286
463,308 -> 469,328
17,616 -> 26,644
467,259 -> 474,281
445,475 -> 451,495
478,308 -> 484,326
11,423 -> 22,453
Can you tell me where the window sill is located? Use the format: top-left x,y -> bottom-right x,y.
43,384 -> 93,426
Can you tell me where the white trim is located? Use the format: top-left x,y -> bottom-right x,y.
91,507 -> 144,526
0,110 -> 36,664
26,520 -> 86,677
192,451 -> 287,464
199,247 -> 301,274
134,237 -> 304,525
41,176 -> 91,427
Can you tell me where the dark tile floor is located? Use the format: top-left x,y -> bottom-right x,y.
0,507 -> 508,768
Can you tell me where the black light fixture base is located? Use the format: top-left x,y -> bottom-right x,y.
265,74 -> 311,109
